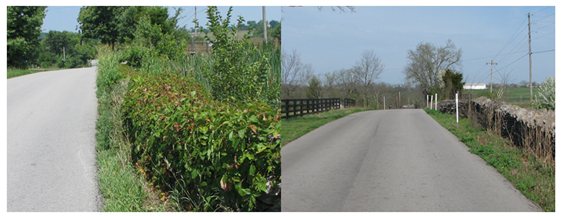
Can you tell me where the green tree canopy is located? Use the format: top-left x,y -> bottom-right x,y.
442,69 -> 464,99
37,30 -> 97,68
307,75 -> 322,99
78,6 -> 123,49
7,6 -> 47,68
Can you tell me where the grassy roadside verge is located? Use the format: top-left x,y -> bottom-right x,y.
424,108 -> 554,212
281,108 -> 372,146
95,54 -> 177,211
7,67 -> 61,78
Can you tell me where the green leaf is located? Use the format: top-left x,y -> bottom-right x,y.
249,165 -> 256,177
238,129 -> 246,138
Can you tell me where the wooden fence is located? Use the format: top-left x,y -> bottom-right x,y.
281,98 -> 356,119
344,98 -> 355,107
187,41 -> 211,54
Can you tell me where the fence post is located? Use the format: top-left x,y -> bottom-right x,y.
435,93 -> 438,110
456,92 -> 459,128
426,95 -> 429,108
430,95 -> 433,110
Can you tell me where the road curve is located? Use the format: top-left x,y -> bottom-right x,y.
282,109 -> 542,212
7,67 -> 100,211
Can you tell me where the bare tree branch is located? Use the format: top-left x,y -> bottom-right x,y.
281,49 -> 313,99
403,39 -> 462,95
354,49 -> 384,107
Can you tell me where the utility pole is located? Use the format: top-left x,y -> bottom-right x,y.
486,60 -> 497,94
263,6 -> 268,43
190,6 -> 197,54
62,47 -> 66,68
398,91 -> 401,108
528,12 -> 533,102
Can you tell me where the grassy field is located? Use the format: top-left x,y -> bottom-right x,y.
466,87 -> 537,108
7,67 -> 61,79
281,108 -> 372,146
424,108 -> 554,212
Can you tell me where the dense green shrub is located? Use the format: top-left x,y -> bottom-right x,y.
197,6 -> 277,105
122,70 -> 281,211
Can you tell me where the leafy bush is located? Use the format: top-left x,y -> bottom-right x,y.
197,6 -> 277,105
121,70 -> 281,211
533,76 -> 555,110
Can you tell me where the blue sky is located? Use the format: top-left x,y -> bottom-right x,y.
282,6 -> 556,85
41,6 -> 281,33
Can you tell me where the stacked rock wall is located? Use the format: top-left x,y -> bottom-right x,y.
437,97 -> 555,162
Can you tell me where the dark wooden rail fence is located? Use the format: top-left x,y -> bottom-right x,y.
281,98 -> 343,119
344,98 -> 355,107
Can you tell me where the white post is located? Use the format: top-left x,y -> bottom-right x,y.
426,95 -> 429,108
384,96 -> 386,110
430,95 -> 433,110
456,93 -> 459,128
435,93 -> 438,110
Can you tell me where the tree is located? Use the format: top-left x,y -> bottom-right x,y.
336,68 -> 359,100
269,20 -> 280,29
442,69 -> 464,99
7,6 -> 47,68
271,22 -> 281,43
77,6 -> 123,49
197,6 -> 274,104
35,30 -> 97,68
403,39 -> 462,95
354,50 -> 384,107
323,70 -> 339,98
281,49 -> 313,99
306,75 -> 322,99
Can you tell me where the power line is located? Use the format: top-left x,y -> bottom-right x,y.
530,6 -> 551,14
178,8 -> 207,28
532,13 -> 554,23
495,53 -> 528,71
533,49 -> 555,54
490,17 -> 528,61
535,23 -> 555,31
463,50 -> 528,61
497,35 -> 528,64
533,32 -> 555,40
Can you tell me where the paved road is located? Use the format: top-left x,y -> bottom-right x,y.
7,67 -> 100,211
282,109 -> 542,212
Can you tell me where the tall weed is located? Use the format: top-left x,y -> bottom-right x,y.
533,77 -> 555,110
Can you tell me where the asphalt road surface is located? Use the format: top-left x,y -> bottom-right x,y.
8,67 -> 100,211
282,109 -> 542,212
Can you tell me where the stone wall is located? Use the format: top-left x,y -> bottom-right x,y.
437,97 -> 555,162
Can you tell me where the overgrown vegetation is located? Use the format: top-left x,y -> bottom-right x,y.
122,70 -> 280,211
8,6 -> 97,70
95,47 -> 174,211
7,6 -> 47,69
281,108 -> 372,146
7,67 -> 60,79
424,108 -> 554,212
91,6 -> 280,212
533,76 -> 555,110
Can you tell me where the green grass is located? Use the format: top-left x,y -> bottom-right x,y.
424,108 -> 554,212
7,67 -> 60,78
95,48 -> 178,211
467,88 -> 536,108
281,108 -> 372,146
